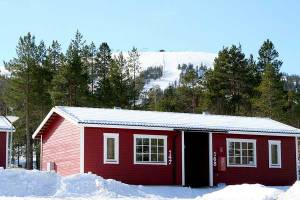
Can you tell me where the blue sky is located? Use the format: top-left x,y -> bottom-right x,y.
0,0 -> 299,74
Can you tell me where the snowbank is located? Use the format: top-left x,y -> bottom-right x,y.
201,184 -> 283,200
278,181 -> 300,200
0,169 -> 140,198
0,169 -> 291,200
0,168 -> 60,196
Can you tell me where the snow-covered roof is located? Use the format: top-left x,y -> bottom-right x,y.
0,116 -> 15,132
32,106 -> 300,138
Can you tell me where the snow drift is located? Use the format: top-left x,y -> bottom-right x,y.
278,181 -> 300,200
0,169 -> 291,200
201,184 -> 283,200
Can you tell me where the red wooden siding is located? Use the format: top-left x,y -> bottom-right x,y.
0,132 -> 6,168
41,116 -> 80,176
84,127 -> 182,185
212,133 -> 296,186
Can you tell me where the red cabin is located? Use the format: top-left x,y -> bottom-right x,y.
0,116 -> 15,168
33,106 -> 300,187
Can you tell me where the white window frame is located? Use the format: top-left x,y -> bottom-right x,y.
133,134 -> 167,165
268,140 -> 281,168
103,133 -> 119,164
226,138 -> 257,167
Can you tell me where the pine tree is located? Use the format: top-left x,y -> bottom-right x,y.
254,40 -> 285,120
4,33 -> 49,169
50,31 -> 88,106
95,42 -> 112,107
127,47 -> 141,108
205,45 -> 258,115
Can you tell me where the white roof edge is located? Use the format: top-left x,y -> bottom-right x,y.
33,106 -> 300,139
0,116 -> 15,132
32,107 -> 79,139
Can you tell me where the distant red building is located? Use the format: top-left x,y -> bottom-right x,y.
33,106 -> 300,187
0,116 -> 15,168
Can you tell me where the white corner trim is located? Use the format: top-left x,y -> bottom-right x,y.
133,134 -> 168,165
80,126 -> 84,173
209,132 -> 213,187
181,131 -> 185,186
5,132 -> 8,168
268,140 -> 282,168
103,133 -> 119,164
295,137 -> 299,180
226,138 -> 257,168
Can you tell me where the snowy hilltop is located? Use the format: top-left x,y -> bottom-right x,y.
120,51 -> 216,90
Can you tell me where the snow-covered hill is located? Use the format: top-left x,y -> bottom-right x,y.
1,51 -> 217,89
129,51 -> 216,90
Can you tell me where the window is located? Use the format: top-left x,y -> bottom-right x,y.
268,140 -> 281,168
226,138 -> 256,167
103,133 -> 119,164
134,134 -> 167,165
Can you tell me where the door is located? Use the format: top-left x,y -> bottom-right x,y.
184,132 -> 209,187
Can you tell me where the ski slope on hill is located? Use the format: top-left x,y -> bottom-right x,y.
1,51 -> 217,89
135,51 -> 216,90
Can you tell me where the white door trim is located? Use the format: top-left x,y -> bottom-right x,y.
181,131 -> 185,186
209,132 -> 213,186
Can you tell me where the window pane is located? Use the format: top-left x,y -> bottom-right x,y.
143,154 -> 149,162
151,146 -> 157,153
229,157 -> 234,164
158,147 -> 164,153
136,138 -> 143,145
158,139 -> 164,146
235,142 -> 240,149
242,157 -> 248,164
242,142 -> 247,149
271,144 -> 278,164
107,138 -> 115,159
248,150 -> 253,157
151,153 -> 158,162
235,157 -> 241,164
151,139 -> 157,146
136,153 -> 143,161
248,143 -> 253,149
229,149 -> 234,156
242,150 -> 247,157
158,154 -> 164,162
143,138 -> 149,145
143,146 -> 149,153
235,149 -> 240,156
136,145 -> 142,153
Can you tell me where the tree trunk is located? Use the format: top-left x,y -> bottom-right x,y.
26,68 -> 33,170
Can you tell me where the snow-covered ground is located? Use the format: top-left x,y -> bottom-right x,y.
0,168 -> 298,200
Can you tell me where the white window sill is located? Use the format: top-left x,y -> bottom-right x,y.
134,162 -> 167,165
227,164 -> 257,168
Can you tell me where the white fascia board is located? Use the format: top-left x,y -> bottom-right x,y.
228,131 -> 300,137
32,107 -> 79,139
81,123 -> 174,131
